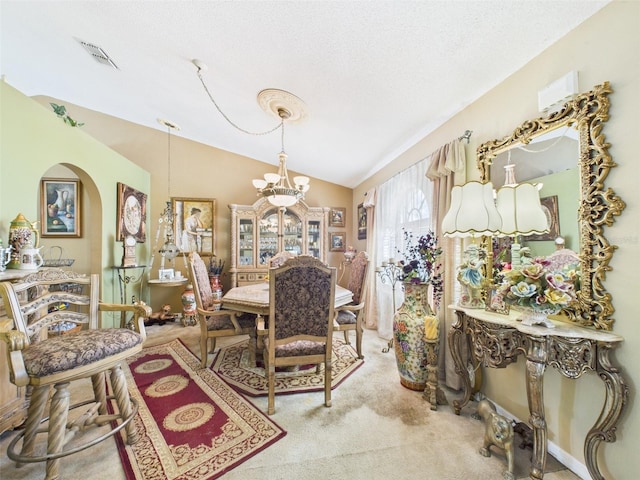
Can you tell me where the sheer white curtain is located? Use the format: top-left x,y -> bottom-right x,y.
373,158 -> 433,340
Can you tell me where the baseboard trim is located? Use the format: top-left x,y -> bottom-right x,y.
491,401 -> 590,480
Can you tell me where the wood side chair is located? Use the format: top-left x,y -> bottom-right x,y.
259,255 -> 336,415
0,268 -> 151,480
333,251 -> 369,359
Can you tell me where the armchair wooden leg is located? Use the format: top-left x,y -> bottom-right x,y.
324,361 -> 332,408
110,364 -> 139,445
45,382 -> 71,480
92,372 -> 107,415
355,324 -> 364,360
343,331 -> 350,345
19,384 -> 51,461
208,337 -> 217,354
200,335 -> 208,368
266,356 -> 276,415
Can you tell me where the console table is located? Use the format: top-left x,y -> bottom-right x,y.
448,306 -> 628,480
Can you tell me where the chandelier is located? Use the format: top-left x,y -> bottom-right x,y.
193,59 -> 310,207
156,118 -> 180,277
252,107 -> 310,207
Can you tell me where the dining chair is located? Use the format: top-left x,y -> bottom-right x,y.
0,268 -> 151,480
258,255 -> 336,415
333,251 -> 369,359
188,252 -> 256,368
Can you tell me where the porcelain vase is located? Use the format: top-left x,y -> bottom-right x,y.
181,284 -> 197,317
393,282 -> 438,391
209,274 -> 223,311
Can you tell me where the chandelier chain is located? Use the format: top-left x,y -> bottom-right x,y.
196,70 -> 283,137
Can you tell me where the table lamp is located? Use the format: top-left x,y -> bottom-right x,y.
494,182 -> 548,270
442,181 -> 502,308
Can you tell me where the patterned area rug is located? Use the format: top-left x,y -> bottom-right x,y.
114,339 -> 286,480
211,337 -> 364,396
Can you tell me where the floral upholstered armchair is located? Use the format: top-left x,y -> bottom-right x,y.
0,268 -> 151,480
188,252 -> 256,368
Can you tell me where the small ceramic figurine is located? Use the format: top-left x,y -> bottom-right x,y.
146,304 -> 176,326
477,399 -> 515,480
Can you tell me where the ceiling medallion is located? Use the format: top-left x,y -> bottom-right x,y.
257,89 -> 307,124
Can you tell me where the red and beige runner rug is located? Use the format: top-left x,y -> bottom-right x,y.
211,337 -> 364,396
114,339 -> 286,480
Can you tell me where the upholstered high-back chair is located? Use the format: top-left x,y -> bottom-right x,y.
259,255 -> 336,415
188,252 -> 256,368
0,268 -> 151,480
333,251 -> 369,359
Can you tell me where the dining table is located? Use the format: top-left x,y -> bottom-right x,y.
221,282 -> 353,365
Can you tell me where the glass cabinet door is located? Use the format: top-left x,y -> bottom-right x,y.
258,210 -> 279,265
307,220 -> 321,258
238,218 -> 254,267
283,211 -> 302,255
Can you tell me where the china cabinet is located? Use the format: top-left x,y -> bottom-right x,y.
229,198 -> 329,287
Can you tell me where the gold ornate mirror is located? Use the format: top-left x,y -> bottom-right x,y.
477,82 -> 625,330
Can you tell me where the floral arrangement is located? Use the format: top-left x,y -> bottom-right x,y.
208,257 -> 225,276
397,229 -> 443,297
497,257 -> 578,313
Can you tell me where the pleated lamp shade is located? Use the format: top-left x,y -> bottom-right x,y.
495,183 -> 549,237
442,181 -> 502,237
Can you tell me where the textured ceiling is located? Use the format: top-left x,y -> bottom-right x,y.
0,1 -> 610,187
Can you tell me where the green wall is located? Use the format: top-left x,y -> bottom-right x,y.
0,81 -> 151,327
524,168 -> 580,257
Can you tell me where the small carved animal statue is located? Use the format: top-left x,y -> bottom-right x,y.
477,399 -> 515,480
146,304 -> 176,326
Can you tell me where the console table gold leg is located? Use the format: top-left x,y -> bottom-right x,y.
525,336 -> 547,480
584,342 -> 629,480
449,310 -> 472,415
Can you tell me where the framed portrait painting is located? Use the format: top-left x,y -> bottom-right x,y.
172,197 -> 216,256
116,183 -> 147,243
329,207 -> 346,227
357,203 -> 367,240
330,232 -> 346,252
40,178 -> 82,237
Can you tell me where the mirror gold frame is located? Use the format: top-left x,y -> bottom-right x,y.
477,82 -> 625,330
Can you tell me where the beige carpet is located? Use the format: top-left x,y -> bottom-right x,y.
0,321 -> 580,480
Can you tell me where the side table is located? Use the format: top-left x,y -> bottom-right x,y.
148,278 -> 195,326
112,265 -> 147,327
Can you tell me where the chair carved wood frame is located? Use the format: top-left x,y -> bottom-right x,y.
333,251 -> 369,359
259,255 -> 336,415
188,252 -> 256,368
0,268 -> 151,480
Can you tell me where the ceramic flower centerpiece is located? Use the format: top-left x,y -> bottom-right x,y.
393,230 -> 444,395
497,257 -> 578,328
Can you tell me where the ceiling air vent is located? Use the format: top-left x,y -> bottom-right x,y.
75,38 -> 118,69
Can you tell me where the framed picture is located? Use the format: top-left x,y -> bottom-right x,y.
40,178 -> 82,237
330,231 -> 346,252
116,183 -> 147,242
329,207 -> 346,227
172,197 -> 216,256
158,268 -> 175,281
485,288 -> 510,315
357,203 -> 367,240
527,195 -> 560,241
